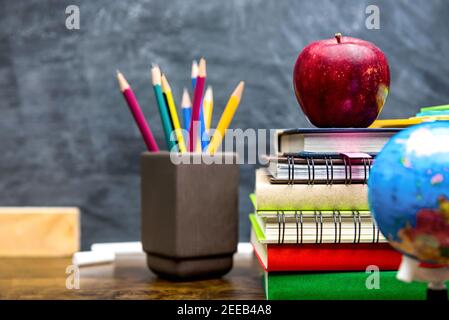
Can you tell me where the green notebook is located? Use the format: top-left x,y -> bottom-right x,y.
264,271 -> 432,300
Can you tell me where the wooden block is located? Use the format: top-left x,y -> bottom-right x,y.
0,207 -> 80,257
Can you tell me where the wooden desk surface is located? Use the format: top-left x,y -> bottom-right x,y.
0,252 -> 265,300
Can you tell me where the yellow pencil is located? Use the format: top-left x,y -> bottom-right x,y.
207,81 -> 245,154
203,86 -> 214,132
161,73 -> 187,153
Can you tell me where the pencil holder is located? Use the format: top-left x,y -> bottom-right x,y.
141,151 -> 239,280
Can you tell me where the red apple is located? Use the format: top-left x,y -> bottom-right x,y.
293,33 -> 390,127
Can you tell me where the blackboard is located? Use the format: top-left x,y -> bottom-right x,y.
1,0 -> 449,248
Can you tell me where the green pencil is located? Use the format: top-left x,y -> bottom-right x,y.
151,64 -> 176,151
420,104 -> 449,113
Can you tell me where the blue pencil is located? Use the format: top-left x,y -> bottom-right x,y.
191,60 -> 209,151
181,88 -> 192,132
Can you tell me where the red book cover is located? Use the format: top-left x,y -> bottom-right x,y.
251,231 -> 402,271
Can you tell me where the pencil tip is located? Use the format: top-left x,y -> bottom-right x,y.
198,58 -> 207,77
181,88 -> 191,107
233,81 -> 245,99
161,73 -> 170,91
116,70 -> 129,91
205,86 -> 213,100
151,65 -> 162,85
191,60 -> 199,78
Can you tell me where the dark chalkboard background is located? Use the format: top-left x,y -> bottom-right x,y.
1,0 -> 449,248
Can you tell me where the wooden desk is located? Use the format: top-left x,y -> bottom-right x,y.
0,252 -> 265,300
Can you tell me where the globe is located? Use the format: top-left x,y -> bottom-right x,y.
368,122 -> 449,265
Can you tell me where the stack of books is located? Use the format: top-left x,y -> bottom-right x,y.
250,128 -> 428,300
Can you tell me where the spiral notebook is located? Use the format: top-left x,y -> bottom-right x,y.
267,152 -> 374,184
254,169 -> 369,211
249,211 -> 386,244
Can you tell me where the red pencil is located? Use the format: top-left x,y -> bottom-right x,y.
116,70 -> 159,152
188,58 -> 206,152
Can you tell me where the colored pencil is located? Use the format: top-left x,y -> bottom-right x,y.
161,74 -> 187,153
207,81 -> 245,155
189,58 -> 206,152
116,71 -> 159,152
191,60 -> 202,152
162,91 -> 175,131
151,65 -> 176,151
191,60 -> 198,89
181,88 -> 192,132
191,60 -> 208,151
203,86 -> 214,132
420,104 -> 449,113
191,60 -> 199,152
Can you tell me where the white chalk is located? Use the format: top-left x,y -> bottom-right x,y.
90,241 -> 143,254
72,250 -> 115,267
237,242 -> 253,254
87,241 -> 251,259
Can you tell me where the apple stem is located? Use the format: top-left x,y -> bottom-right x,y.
335,33 -> 342,44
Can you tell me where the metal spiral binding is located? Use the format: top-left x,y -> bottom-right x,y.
352,211 -> 357,243
306,157 -> 315,185
294,211 -> 304,244
372,220 -> 376,243
343,156 -> 348,184
370,219 -> 381,243
363,158 -> 368,184
352,211 -> 358,243
324,157 -> 334,185
333,210 -> 342,243
291,156 -> 295,185
375,221 -> 380,243
276,211 -> 281,244
277,211 -> 286,244
288,155 -> 295,185
342,156 -> 353,185
314,211 -> 323,244
355,211 -> 362,243
296,211 -> 304,244
275,210 -> 376,244
284,154 -> 373,185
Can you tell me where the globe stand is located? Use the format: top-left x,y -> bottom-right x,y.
427,282 -> 448,301
397,255 -> 449,301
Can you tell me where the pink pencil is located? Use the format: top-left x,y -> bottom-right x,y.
117,70 -> 159,152
188,58 -> 206,152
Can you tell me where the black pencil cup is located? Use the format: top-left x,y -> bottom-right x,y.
141,151 -> 239,280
